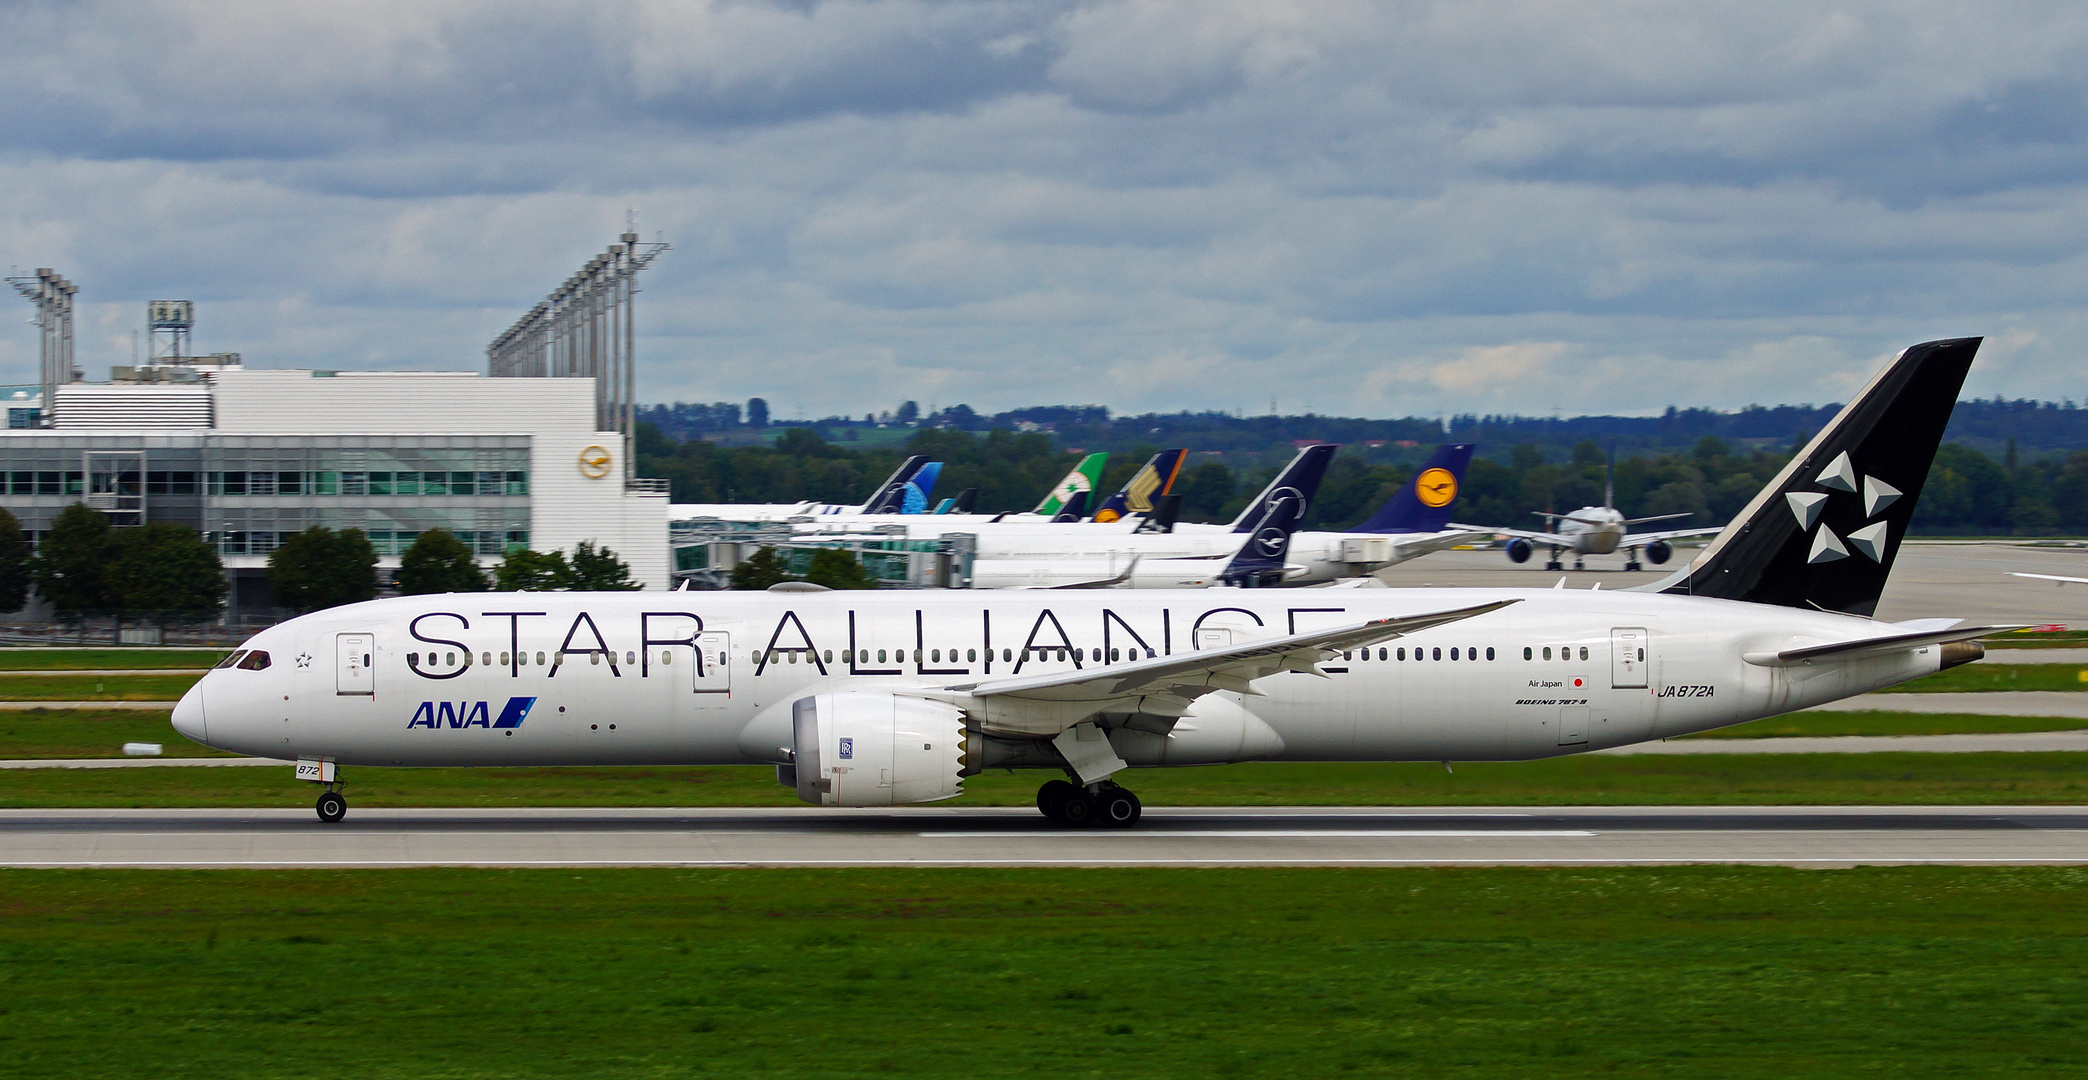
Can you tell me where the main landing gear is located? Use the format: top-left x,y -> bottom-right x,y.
1624,557 -> 1644,571
1037,778 -> 1142,828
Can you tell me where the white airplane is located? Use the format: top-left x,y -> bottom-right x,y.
1454,454 -> 1722,571
671,455 -> 938,520
176,338 -> 2012,828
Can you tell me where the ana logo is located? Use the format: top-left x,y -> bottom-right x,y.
838,737 -> 854,760
1415,467 -> 1458,508
1786,450 -> 1899,565
407,696 -> 536,730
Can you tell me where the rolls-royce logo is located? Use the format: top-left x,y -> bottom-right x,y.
1786,450 -> 1899,564
578,445 -> 612,478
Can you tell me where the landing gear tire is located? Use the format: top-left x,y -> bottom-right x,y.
1573,559 -> 1586,571
1544,560 -> 1563,571
1058,789 -> 1100,827
315,790 -> 347,823
1096,785 -> 1142,828
1624,559 -> 1643,571
1037,779 -> 1080,823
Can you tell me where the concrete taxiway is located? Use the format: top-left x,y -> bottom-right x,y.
6,805 -> 2087,868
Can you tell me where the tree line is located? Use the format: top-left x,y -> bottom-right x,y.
639,424 -> 2088,536
0,504 -> 643,627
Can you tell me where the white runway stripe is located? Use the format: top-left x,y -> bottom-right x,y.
919,829 -> 1596,838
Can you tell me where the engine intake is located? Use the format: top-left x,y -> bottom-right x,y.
791,692 -> 970,806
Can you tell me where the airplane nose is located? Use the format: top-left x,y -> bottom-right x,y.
171,684 -> 207,745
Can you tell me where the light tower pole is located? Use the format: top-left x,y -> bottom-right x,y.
6,268 -> 79,427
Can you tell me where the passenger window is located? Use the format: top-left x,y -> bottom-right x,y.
1003,649 -> 1012,662
501,652 -> 511,667
877,650 -> 887,663
824,650 -> 833,663
482,652 -> 491,667
406,652 -> 417,666
1580,646 -> 1589,661
626,652 -> 635,665
663,652 -> 673,665
932,649 -> 941,663
968,649 -> 977,662
1487,648 -> 1496,660
1432,648 -> 1441,661
1523,647 -> 1532,660
788,652 -> 798,664
843,650 -> 853,663
1396,648 -> 1405,660
446,652 -> 456,666
235,650 -> 271,670
1450,648 -> 1459,661
216,650 -> 247,669
1543,647 -> 1552,660
536,652 -> 545,665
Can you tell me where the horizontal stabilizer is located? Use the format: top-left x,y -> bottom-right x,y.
1742,624 -> 2026,667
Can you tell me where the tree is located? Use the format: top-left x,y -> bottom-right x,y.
267,526 -> 378,613
803,548 -> 879,590
0,507 -> 30,613
31,503 -> 114,623
495,548 -> 573,592
746,397 -> 769,427
569,541 -> 639,591
107,524 -> 225,627
730,547 -> 794,590
395,530 -> 487,594
895,400 -> 920,424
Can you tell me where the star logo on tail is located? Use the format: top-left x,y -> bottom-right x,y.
1785,450 -> 1900,565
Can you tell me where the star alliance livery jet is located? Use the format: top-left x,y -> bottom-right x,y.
177,340 -> 2015,827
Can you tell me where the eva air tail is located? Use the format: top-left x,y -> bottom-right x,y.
1092,449 -> 1187,523
1033,453 -> 1109,517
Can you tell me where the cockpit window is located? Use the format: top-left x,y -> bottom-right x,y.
234,651 -> 271,671
215,651 -> 247,669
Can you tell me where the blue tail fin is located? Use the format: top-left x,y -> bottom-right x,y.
862,456 -> 930,514
899,462 -> 943,514
1230,444 -> 1337,534
1219,444 -> 1337,586
1350,444 -> 1474,534
1093,448 -> 1187,523
1050,489 -> 1091,523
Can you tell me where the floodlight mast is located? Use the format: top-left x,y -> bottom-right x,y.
486,228 -> 668,481
5,268 -> 79,428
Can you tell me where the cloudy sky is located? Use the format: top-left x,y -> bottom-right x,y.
4,1 -> 2087,420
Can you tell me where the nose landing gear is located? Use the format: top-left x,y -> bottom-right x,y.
1037,778 -> 1142,828
315,788 -> 347,823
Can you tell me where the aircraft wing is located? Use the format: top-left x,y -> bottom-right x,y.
1448,523 -> 1574,547
1742,624 -> 2026,666
1039,556 -> 1142,590
1623,526 -> 1724,547
1386,529 -> 1495,561
2012,573 -> 2088,586
943,599 -> 1518,709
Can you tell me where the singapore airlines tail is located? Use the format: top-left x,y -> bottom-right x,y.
1656,337 -> 1981,617
1092,449 -> 1187,523
1349,443 -> 1474,534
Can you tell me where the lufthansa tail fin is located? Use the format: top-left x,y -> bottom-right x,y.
1219,444 -> 1337,586
1093,448 -> 1187,523
861,455 -> 930,514
1657,338 -> 1980,616
1349,444 -> 1474,534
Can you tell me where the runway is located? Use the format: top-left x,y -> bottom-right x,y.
7,805 -> 2088,868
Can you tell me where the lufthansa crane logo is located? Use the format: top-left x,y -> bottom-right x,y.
1415,467 -> 1458,507
578,445 -> 613,479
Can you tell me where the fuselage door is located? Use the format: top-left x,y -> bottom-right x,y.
694,632 -> 731,697
336,633 -> 375,696
1611,627 -> 1649,689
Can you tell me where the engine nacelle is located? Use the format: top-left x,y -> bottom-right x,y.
1643,540 -> 1672,565
790,692 -> 969,807
1505,537 -> 1533,564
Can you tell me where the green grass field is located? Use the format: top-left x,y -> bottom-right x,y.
6,752 -> 2088,809
0,709 -> 238,758
1685,709 -> 2087,738
0,673 -> 200,700
1,865 -> 2084,1078
1885,663 -> 2088,692
0,648 -> 226,670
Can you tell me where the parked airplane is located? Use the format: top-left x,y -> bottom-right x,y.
1454,452 -> 1721,571
672,455 -> 936,520
1171,443 -> 1492,583
1091,449 -> 1187,524
177,339 -> 2009,828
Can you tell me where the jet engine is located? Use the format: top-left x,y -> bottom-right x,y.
787,692 -> 971,807
1644,540 -> 1672,565
1505,538 -> 1533,564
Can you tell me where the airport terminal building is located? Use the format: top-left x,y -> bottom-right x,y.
0,366 -> 671,613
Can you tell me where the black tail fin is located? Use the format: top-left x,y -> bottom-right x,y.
1219,444 -> 1336,586
1659,338 -> 1980,616
1135,493 -> 1182,534
1050,489 -> 1091,523
1229,443 -> 1337,534
949,487 -> 978,514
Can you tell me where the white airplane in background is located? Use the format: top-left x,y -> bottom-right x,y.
1455,455 -> 1722,571
176,339 -> 2014,829
671,455 -> 939,520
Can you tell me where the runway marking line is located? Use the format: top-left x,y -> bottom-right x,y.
9,857 -> 2088,868
918,829 -> 1597,838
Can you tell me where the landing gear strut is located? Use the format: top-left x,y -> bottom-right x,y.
1624,557 -> 1643,571
1037,778 -> 1142,828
